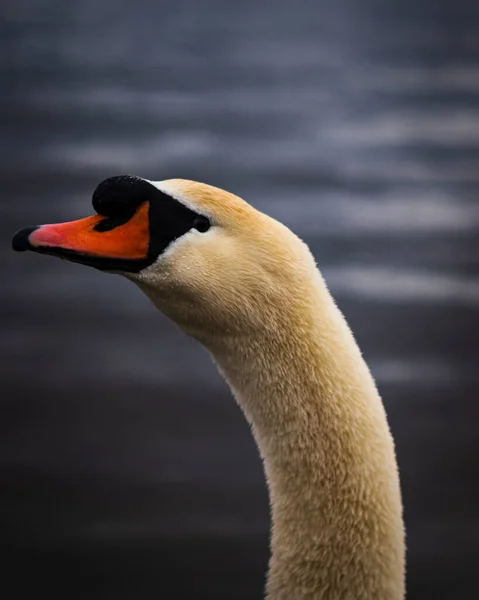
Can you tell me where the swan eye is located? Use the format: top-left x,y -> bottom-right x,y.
193,216 -> 211,233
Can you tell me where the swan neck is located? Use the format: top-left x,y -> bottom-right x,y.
205,300 -> 405,600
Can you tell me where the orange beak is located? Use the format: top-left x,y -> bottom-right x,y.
12,201 -> 151,272
12,173 -> 209,272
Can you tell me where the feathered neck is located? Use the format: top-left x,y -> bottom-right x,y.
201,277 -> 405,600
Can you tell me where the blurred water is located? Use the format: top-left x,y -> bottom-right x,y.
1,0 -> 479,598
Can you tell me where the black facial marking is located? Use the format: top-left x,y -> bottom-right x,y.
147,183 -> 210,261
88,175 -> 211,271
92,175 -> 147,217
12,175 -> 211,273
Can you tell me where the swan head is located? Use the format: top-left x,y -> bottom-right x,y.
12,175 -> 313,339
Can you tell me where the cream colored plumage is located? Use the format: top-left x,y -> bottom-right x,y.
129,180 -> 406,600
14,177 -> 405,599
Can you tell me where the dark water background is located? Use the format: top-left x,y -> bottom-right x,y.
2,0 -> 479,598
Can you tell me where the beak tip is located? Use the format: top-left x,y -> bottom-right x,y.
12,226 -> 38,252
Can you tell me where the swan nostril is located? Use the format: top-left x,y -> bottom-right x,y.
193,216 -> 211,233
93,207 -> 137,232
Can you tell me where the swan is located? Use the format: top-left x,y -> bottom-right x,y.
12,175 -> 405,600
